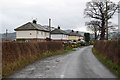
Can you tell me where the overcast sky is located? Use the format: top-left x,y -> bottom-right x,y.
0,0 -> 119,33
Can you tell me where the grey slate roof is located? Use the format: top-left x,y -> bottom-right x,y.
68,31 -> 82,37
14,22 -> 50,32
51,29 -> 67,35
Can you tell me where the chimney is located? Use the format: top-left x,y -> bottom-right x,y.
33,20 -> 37,24
58,26 -> 60,29
76,31 -> 79,33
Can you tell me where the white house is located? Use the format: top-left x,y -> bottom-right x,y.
68,30 -> 82,41
14,20 -> 50,41
51,26 -> 68,41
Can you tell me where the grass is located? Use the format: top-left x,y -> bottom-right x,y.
64,49 -> 76,52
92,47 -> 120,77
2,48 -> 76,78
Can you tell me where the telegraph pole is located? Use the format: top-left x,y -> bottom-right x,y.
6,29 -> 8,41
106,0 -> 108,40
49,18 -> 51,39
118,1 -> 120,40
118,1 -> 120,33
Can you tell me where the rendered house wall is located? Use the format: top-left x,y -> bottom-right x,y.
51,34 -> 68,40
16,30 -> 49,39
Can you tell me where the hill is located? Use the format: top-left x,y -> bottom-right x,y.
1,32 -> 16,41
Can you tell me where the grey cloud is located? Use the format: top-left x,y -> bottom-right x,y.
0,0 -> 119,33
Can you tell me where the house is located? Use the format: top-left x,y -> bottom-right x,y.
14,20 -> 50,41
51,26 -> 68,41
68,30 -> 82,41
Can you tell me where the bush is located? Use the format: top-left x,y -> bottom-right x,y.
62,42 -> 72,49
94,40 -> 120,65
90,40 -> 94,45
62,41 -> 89,49
84,33 -> 90,43
92,48 -> 120,77
79,41 -> 86,46
2,41 -> 64,77
2,41 -> 63,63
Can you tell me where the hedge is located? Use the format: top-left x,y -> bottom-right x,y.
94,40 -> 120,65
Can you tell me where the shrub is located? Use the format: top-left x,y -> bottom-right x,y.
84,33 -> 90,43
79,41 -> 86,46
90,40 -> 94,45
62,42 -> 72,49
94,40 -> 120,65
2,41 -> 64,77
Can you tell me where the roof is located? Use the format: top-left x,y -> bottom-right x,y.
14,22 -> 50,32
68,31 -> 82,37
51,29 -> 67,35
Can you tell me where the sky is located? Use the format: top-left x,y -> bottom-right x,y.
0,0 -> 119,33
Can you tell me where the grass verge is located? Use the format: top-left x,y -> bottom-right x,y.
92,47 -> 120,77
3,48 -> 76,78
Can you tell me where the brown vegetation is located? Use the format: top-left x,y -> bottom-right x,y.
94,40 -> 120,65
2,41 -> 64,77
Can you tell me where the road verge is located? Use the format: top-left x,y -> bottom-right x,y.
92,48 -> 120,77
3,48 -> 75,78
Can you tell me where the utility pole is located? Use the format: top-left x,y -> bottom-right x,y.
49,18 -> 51,39
118,1 -> 120,33
106,0 -> 108,40
6,29 -> 8,41
118,1 -> 120,40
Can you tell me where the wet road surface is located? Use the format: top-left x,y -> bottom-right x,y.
9,46 -> 116,78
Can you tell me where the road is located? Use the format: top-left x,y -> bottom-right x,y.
9,46 -> 116,78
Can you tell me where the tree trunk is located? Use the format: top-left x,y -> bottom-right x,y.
100,19 -> 106,40
95,31 -> 97,40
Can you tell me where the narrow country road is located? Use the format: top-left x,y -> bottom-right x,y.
9,46 -> 116,78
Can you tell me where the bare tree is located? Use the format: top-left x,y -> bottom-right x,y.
86,20 -> 100,40
86,20 -> 118,40
107,22 -> 118,32
84,0 -> 118,40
